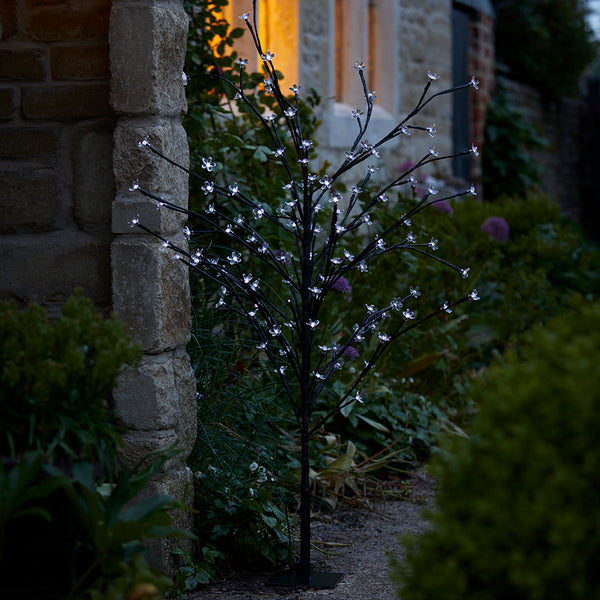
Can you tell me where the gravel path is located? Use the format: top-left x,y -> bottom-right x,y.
186,471 -> 435,600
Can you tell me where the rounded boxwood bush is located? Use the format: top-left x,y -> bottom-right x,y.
392,298 -> 600,600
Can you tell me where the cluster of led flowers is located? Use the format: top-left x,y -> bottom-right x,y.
130,4 -> 481,580
130,52 -> 480,429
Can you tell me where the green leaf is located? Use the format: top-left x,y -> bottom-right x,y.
260,513 -> 279,529
252,146 -> 271,162
397,352 -> 442,377
357,414 -> 391,433
0,451 -> 68,529
340,398 -> 355,417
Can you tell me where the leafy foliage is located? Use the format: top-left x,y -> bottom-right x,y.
186,289 -> 296,573
0,450 -> 65,565
60,446 -> 192,600
493,0 -> 597,98
0,447 -> 190,600
0,292 -> 142,467
391,297 -> 600,599
446,194 -> 600,341
313,191 -> 600,461
170,545 -> 224,594
0,294 -> 188,599
481,86 -> 549,199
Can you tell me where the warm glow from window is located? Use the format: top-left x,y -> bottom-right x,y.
258,0 -> 298,84
212,1 -> 298,84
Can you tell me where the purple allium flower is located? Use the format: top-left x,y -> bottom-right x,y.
343,345 -> 359,360
399,160 -> 417,172
481,216 -> 510,244
331,276 -> 352,295
431,199 -> 453,216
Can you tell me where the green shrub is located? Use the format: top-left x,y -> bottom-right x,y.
391,298 -> 600,600
0,294 -> 188,599
0,292 -> 142,466
186,289 -> 296,575
0,446 -> 191,600
320,193 -> 600,460
444,195 -> 600,345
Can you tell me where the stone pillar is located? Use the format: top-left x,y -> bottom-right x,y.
109,0 -> 196,572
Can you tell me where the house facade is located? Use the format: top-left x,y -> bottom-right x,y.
221,0 -> 494,185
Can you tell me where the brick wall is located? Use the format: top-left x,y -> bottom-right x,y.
468,11 -> 494,186
0,0 -> 113,311
499,75 -> 586,221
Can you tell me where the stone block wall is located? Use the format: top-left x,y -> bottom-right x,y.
110,0 -> 195,572
0,0 -> 196,573
397,0 -> 453,171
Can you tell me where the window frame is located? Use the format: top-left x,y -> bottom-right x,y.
328,0 -> 399,149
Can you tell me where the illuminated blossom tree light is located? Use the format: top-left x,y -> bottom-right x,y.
129,1 -> 480,586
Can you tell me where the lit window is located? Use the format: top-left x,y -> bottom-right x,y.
218,0 -> 298,85
335,0 -> 378,105
257,0 -> 298,85
330,0 -> 398,147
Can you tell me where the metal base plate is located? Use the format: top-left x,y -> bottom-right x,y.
267,570 -> 343,588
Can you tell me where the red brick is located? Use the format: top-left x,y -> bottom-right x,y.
0,85 -> 18,119
26,4 -> 110,42
0,47 -> 48,80
51,42 -> 109,79
0,4 -> 18,40
470,57 -> 482,72
0,167 -> 59,233
0,127 -> 57,157
22,82 -> 110,118
0,230 -> 111,305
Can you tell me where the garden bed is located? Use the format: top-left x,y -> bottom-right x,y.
187,470 -> 435,600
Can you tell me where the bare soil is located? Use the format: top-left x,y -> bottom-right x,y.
186,470 -> 435,600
